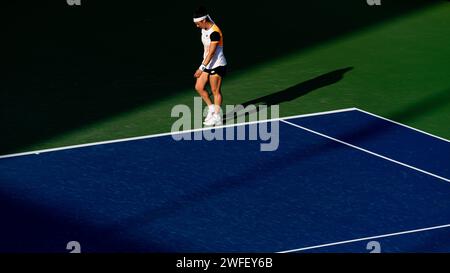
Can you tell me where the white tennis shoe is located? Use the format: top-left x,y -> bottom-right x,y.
204,111 -> 214,123
203,113 -> 222,126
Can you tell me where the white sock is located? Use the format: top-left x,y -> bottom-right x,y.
208,105 -> 215,113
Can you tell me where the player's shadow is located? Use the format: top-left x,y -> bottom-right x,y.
224,67 -> 353,123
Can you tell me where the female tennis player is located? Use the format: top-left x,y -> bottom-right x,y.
193,7 -> 227,126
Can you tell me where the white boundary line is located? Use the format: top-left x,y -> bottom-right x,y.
281,120 -> 450,183
355,108 -> 450,143
0,108 -> 357,160
278,223 -> 450,253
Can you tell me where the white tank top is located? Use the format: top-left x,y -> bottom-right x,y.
201,24 -> 227,69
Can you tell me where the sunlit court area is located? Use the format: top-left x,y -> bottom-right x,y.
1,0 -> 450,254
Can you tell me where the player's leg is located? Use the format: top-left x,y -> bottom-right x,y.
195,72 -> 213,105
195,72 -> 215,121
204,73 -> 223,126
209,74 -> 223,114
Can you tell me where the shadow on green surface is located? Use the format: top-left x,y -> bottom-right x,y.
225,67 -> 354,122
389,87 -> 450,127
243,67 -> 354,106
1,0 -> 439,154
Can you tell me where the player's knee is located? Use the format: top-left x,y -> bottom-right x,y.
211,87 -> 221,95
195,84 -> 204,93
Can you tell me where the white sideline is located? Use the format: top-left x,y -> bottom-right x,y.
281,120 -> 450,183
355,108 -> 450,143
278,223 -> 450,253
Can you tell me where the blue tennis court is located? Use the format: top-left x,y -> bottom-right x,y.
1,108 -> 449,253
